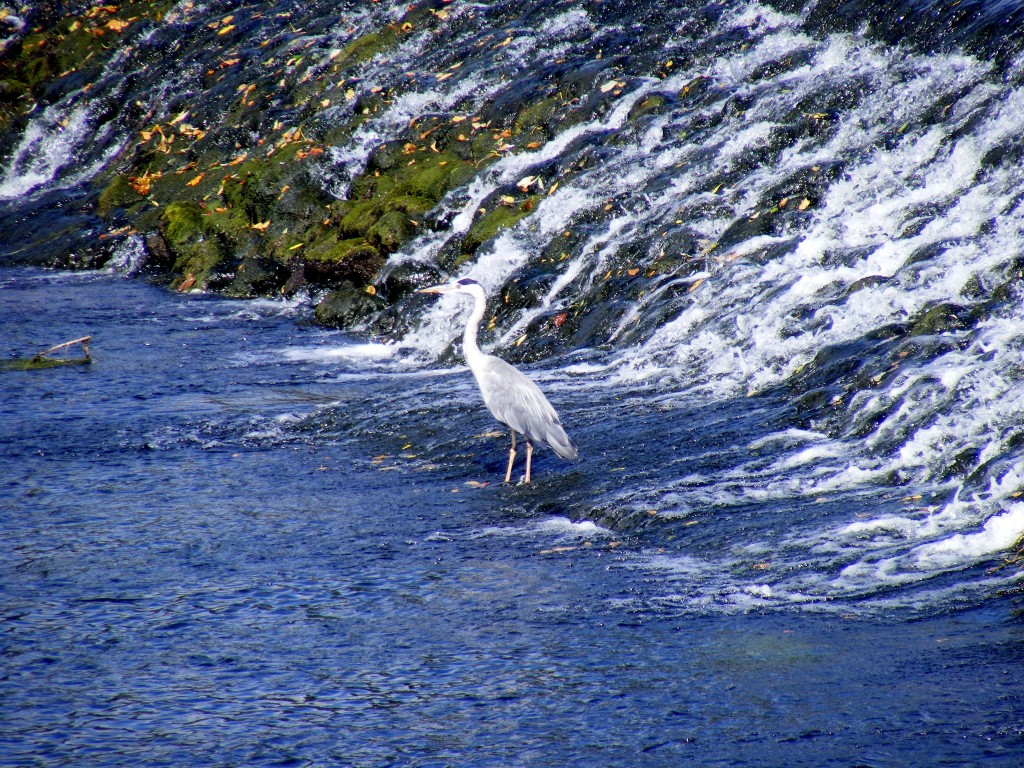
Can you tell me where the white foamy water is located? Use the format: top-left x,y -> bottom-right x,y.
0,103 -> 123,200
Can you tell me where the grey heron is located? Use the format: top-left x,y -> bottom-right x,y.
418,277 -> 578,483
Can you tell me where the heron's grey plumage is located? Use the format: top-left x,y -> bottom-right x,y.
418,277 -> 578,482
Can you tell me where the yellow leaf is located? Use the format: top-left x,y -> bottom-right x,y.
169,110 -> 189,125
186,173 -> 204,186
798,198 -> 812,211
251,220 -> 270,231
627,268 -> 639,276
365,285 -> 376,295
514,333 -> 527,347
218,24 -> 235,35
106,18 -> 130,32
436,71 -> 453,81
688,277 -> 706,293
288,242 -> 304,250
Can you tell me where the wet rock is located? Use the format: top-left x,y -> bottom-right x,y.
226,256 -> 289,298
908,302 -> 975,337
378,260 -> 444,302
367,210 -> 416,253
314,282 -> 385,328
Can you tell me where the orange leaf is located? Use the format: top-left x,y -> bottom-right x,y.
185,173 -> 204,186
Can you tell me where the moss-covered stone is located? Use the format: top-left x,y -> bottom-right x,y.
367,210 -> 415,252
97,175 -> 143,217
0,1 -> 177,133
461,197 -> 540,257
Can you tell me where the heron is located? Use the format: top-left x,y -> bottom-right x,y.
418,277 -> 578,483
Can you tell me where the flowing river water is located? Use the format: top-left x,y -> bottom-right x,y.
3,0 -> 1024,765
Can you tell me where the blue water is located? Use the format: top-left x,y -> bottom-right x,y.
3,268 -> 1023,766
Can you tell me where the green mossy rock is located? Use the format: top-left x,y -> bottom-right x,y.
461,198 -> 539,256
367,210 -> 415,252
160,201 -> 229,287
97,175 -> 143,216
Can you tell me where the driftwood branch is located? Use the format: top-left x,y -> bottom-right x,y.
30,336 -> 92,363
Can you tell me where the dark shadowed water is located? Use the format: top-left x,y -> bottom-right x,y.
3,269 -> 1023,766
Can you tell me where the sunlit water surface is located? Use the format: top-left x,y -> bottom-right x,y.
2,269 -> 1023,766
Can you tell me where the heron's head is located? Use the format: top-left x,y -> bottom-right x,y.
418,277 -> 481,296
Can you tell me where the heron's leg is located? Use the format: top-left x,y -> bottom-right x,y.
504,430 -> 517,484
524,438 -> 534,484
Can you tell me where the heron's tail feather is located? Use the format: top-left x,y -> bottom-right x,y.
547,426 -> 579,461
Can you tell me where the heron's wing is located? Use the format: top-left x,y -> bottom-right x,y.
473,355 -> 578,460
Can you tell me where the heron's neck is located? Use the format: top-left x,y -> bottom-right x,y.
462,288 -> 487,367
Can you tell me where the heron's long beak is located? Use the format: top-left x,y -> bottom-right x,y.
418,284 -> 449,294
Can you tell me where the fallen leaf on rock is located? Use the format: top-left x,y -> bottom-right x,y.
186,173 -> 204,187
177,274 -> 196,292
553,312 -> 569,327
106,18 -> 129,32
687,277 -> 706,292
251,220 -> 270,231
798,198 -> 812,210
517,175 -> 538,191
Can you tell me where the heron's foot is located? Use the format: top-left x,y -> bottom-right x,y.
516,473 -> 531,486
